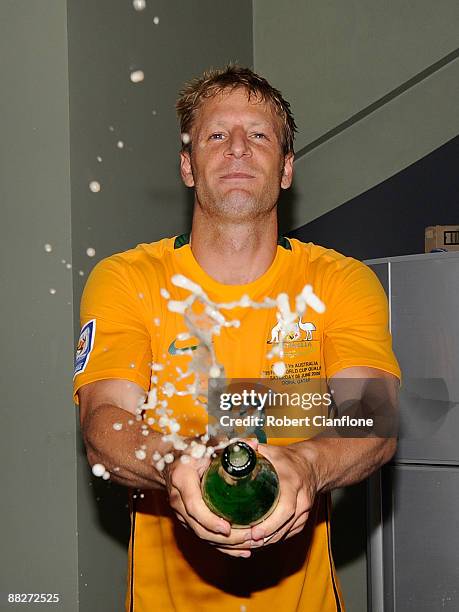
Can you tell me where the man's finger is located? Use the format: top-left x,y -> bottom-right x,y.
241,437 -> 258,451
259,509 -> 310,547
180,509 -> 252,545
215,547 -> 251,558
288,508 -> 309,532
283,523 -> 306,540
172,463 -> 231,535
250,513 -> 297,547
171,487 -> 252,545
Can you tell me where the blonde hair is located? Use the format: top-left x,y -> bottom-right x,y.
176,64 -> 297,155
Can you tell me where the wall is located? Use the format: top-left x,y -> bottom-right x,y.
0,1 -> 78,610
290,135 -> 459,260
67,1 -> 253,610
254,0 -> 459,231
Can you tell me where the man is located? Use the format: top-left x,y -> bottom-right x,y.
74,65 -> 400,611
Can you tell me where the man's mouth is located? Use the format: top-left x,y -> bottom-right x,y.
220,172 -> 255,179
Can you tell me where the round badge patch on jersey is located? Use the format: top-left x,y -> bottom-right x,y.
74,319 -> 96,378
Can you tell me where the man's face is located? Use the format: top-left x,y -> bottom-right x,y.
180,87 -> 294,222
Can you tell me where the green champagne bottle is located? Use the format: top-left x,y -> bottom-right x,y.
201,441 -> 280,527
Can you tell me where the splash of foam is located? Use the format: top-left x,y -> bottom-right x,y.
110,274 -> 325,472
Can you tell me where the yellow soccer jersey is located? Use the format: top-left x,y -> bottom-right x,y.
73,235 -> 400,612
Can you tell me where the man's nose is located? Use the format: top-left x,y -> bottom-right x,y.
225,129 -> 251,158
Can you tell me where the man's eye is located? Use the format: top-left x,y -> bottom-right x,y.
209,133 -> 225,140
252,133 -> 267,139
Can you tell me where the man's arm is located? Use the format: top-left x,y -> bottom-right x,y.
78,379 -> 170,489
294,366 -> 398,493
248,366 -> 399,545
78,378 -> 255,555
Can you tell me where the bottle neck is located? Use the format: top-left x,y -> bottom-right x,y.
220,441 -> 257,479
218,462 -> 260,486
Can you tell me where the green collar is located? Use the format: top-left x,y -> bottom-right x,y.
174,233 -> 291,250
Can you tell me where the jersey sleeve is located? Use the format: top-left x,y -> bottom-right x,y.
322,258 -> 401,380
73,256 -> 153,404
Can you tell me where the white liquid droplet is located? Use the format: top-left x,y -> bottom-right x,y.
306,293 -> 325,313
65,263 -> 72,269
49,288 -> 56,295
86,247 -> 96,258
79,270 -> 85,276
117,140 -> 124,149
89,181 -> 101,193
92,463 -> 106,477
158,416 -> 168,428
209,365 -> 220,378
171,274 -> 203,295
44,243 -> 52,253
153,16 -> 159,24
181,132 -> 191,145
96,156 -> 102,162
102,471 -> 110,480
190,444 -> 206,459
112,423 -> 123,431
167,301 -> 187,314
132,0 -> 146,10
164,453 -> 174,464
180,454 -> 190,464
273,361 -> 287,377
130,70 -> 144,83
135,449 -> 147,460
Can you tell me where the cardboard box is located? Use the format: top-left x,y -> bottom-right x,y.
425,225 -> 459,252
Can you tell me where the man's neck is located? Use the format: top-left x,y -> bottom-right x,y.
190,208 -> 279,285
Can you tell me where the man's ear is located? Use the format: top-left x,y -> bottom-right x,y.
280,152 -> 294,189
180,150 -> 195,187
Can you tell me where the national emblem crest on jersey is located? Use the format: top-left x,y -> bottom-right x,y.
268,317 -> 316,343
74,319 -> 96,378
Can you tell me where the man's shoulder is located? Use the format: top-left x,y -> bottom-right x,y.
82,237 -> 180,298
111,236 -> 175,264
94,237 -> 177,274
288,238 -> 365,274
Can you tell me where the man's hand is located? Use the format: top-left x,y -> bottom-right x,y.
249,443 -> 318,546
164,439 -> 259,558
165,440 -> 318,557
